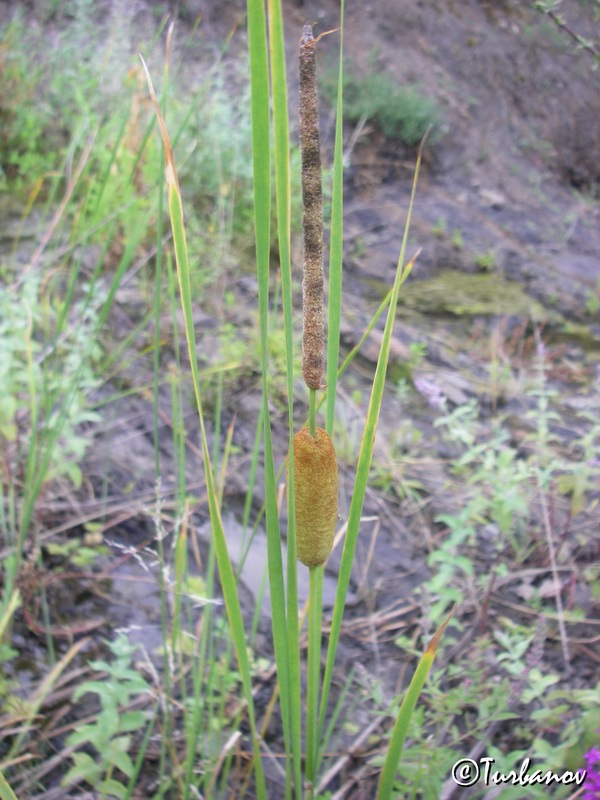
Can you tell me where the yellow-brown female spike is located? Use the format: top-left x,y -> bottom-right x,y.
290,427 -> 338,567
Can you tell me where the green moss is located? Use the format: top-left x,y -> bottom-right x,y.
555,321 -> 600,350
390,270 -> 549,318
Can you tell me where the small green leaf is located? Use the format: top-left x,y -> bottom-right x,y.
110,747 -> 134,778
100,778 -> 128,800
119,711 -> 147,732
65,725 -> 98,750
62,752 -> 102,788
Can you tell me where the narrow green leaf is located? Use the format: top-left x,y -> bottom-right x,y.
246,2 -> 308,797
326,0 -> 345,437
312,9 -> 345,785
0,590 -> 20,642
0,770 -> 18,800
318,136 -> 428,742
265,0 -> 302,794
377,607 -> 455,800
140,57 -> 267,800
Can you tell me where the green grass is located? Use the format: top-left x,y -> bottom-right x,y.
320,62 -> 442,146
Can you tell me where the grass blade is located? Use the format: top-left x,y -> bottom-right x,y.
317,136 -> 426,745
0,770 -> 18,800
376,608 -> 455,799
309,10 -> 345,788
140,56 -> 267,800
7,637 -> 90,761
266,0 -> 303,794
0,590 -> 20,642
247,0 -> 294,732
325,1 -> 345,437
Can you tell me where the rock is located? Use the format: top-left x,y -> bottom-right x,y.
479,188 -> 507,209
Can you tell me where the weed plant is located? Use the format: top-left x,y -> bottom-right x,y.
62,633 -> 153,798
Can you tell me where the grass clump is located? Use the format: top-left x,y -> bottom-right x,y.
0,15 -> 55,185
0,270 -> 103,486
0,5 -> 120,190
322,63 -> 441,145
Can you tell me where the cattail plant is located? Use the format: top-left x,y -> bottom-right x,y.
291,22 -> 339,574
141,4 -> 451,797
293,23 -> 338,576
290,23 -> 339,579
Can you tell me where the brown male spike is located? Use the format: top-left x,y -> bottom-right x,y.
299,23 -> 324,391
290,427 -> 338,567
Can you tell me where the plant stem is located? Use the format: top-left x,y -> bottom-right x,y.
306,564 -> 323,793
309,388 -> 316,437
